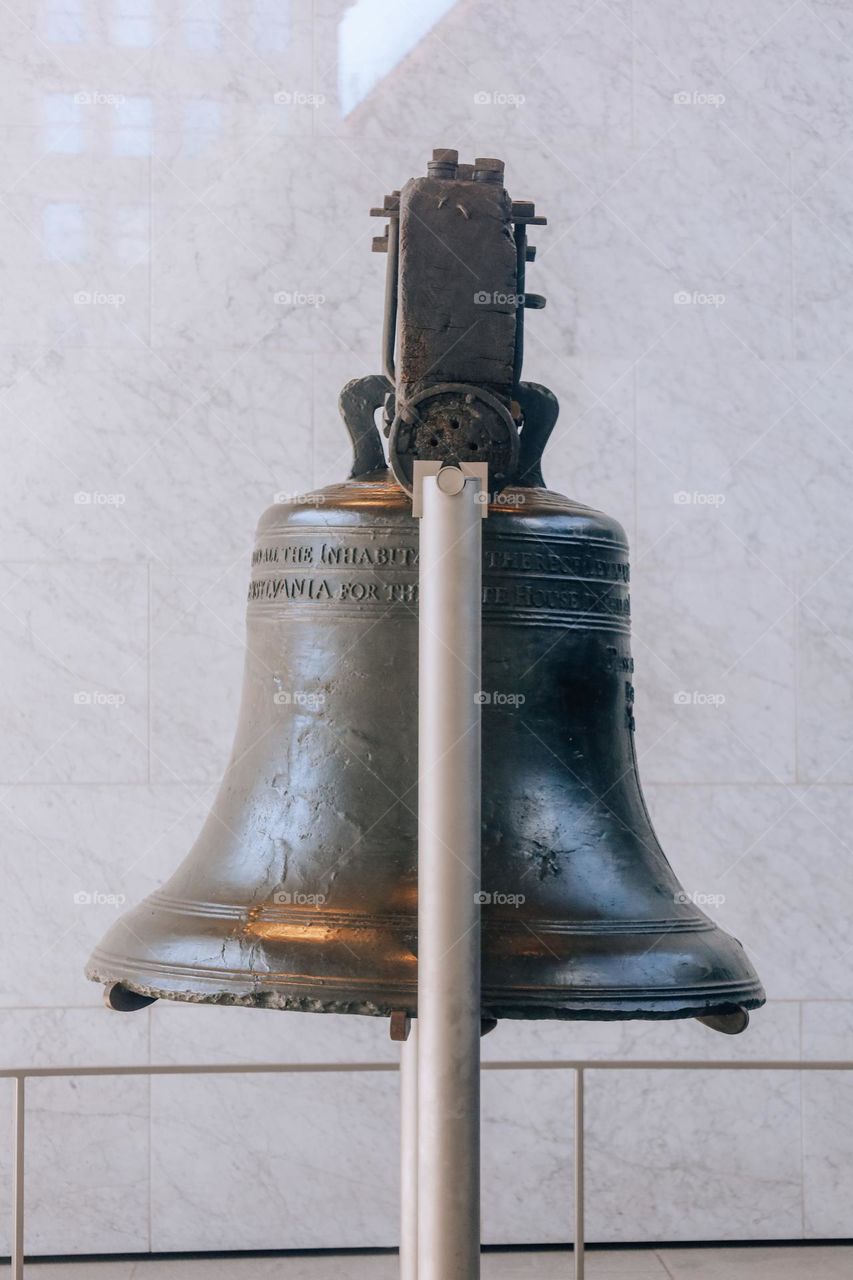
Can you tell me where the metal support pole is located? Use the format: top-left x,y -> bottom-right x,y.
400,1022 -> 419,1280
574,1068 -> 584,1280
13,1075 -> 25,1280
415,464 -> 484,1280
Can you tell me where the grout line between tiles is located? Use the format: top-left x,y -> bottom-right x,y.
146,560 -> 152,786
632,363 -> 639,552
789,146 -> 795,361
799,999 -> 806,1238
793,579 -> 800,784
147,1007 -> 153,1255
148,149 -> 153,351
629,0 -> 636,149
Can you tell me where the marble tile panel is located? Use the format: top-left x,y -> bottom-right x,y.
0,560 -> 148,783
0,784 -> 209,1008
585,1067 -> 802,1241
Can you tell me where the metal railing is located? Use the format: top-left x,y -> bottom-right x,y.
3,1057 -> 851,1279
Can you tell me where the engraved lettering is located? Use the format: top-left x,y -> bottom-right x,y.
248,577 -> 333,602
483,546 -> 629,582
247,536 -> 631,626
252,545 -> 314,566
338,581 -> 379,601
319,543 -> 418,568
385,583 -> 419,603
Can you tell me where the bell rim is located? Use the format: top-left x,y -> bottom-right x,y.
86,953 -> 765,1021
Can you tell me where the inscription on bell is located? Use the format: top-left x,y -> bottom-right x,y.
248,534 -> 631,624
485,546 -> 630,582
319,542 -> 418,567
248,576 -> 415,604
251,542 -> 419,568
252,538 -> 628,580
249,577 -> 334,602
252,545 -> 314,566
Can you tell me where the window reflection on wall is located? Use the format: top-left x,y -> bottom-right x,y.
338,0 -> 456,115
251,0 -> 290,52
43,202 -> 88,263
184,0 -> 222,51
40,0 -> 299,56
111,0 -> 152,48
109,0 -> 153,47
113,96 -> 152,156
42,0 -> 84,43
115,204 -> 150,267
44,93 -> 84,154
183,100 -> 222,157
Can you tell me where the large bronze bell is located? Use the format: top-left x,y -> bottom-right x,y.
87,150 -> 763,1030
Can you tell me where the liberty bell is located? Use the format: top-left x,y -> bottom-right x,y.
88,150 -> 764,1033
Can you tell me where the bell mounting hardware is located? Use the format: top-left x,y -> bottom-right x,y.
369,149 -> 546,494
340,148 -> 556,496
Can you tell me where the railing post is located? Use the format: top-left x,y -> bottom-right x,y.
574,1068 -> 584,1280
400,1021 -> 419,1279
13,1075 -> 25,1280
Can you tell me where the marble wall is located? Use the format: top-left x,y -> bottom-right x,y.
1,0 -> 852,1255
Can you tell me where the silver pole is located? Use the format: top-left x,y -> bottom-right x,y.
415,464 -> 483,1280
13,1075 -> 25,1280
400,1022 -> 419,1280
574,1068 -> 584,1280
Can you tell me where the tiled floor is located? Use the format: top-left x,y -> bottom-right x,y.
19,1246 -> 853,1279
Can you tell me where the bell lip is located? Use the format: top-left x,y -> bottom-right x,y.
86,959 -> 765,1021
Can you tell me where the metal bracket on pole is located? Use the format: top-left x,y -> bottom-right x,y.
401,460 -> 486,1280
411,461 -> 489,517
